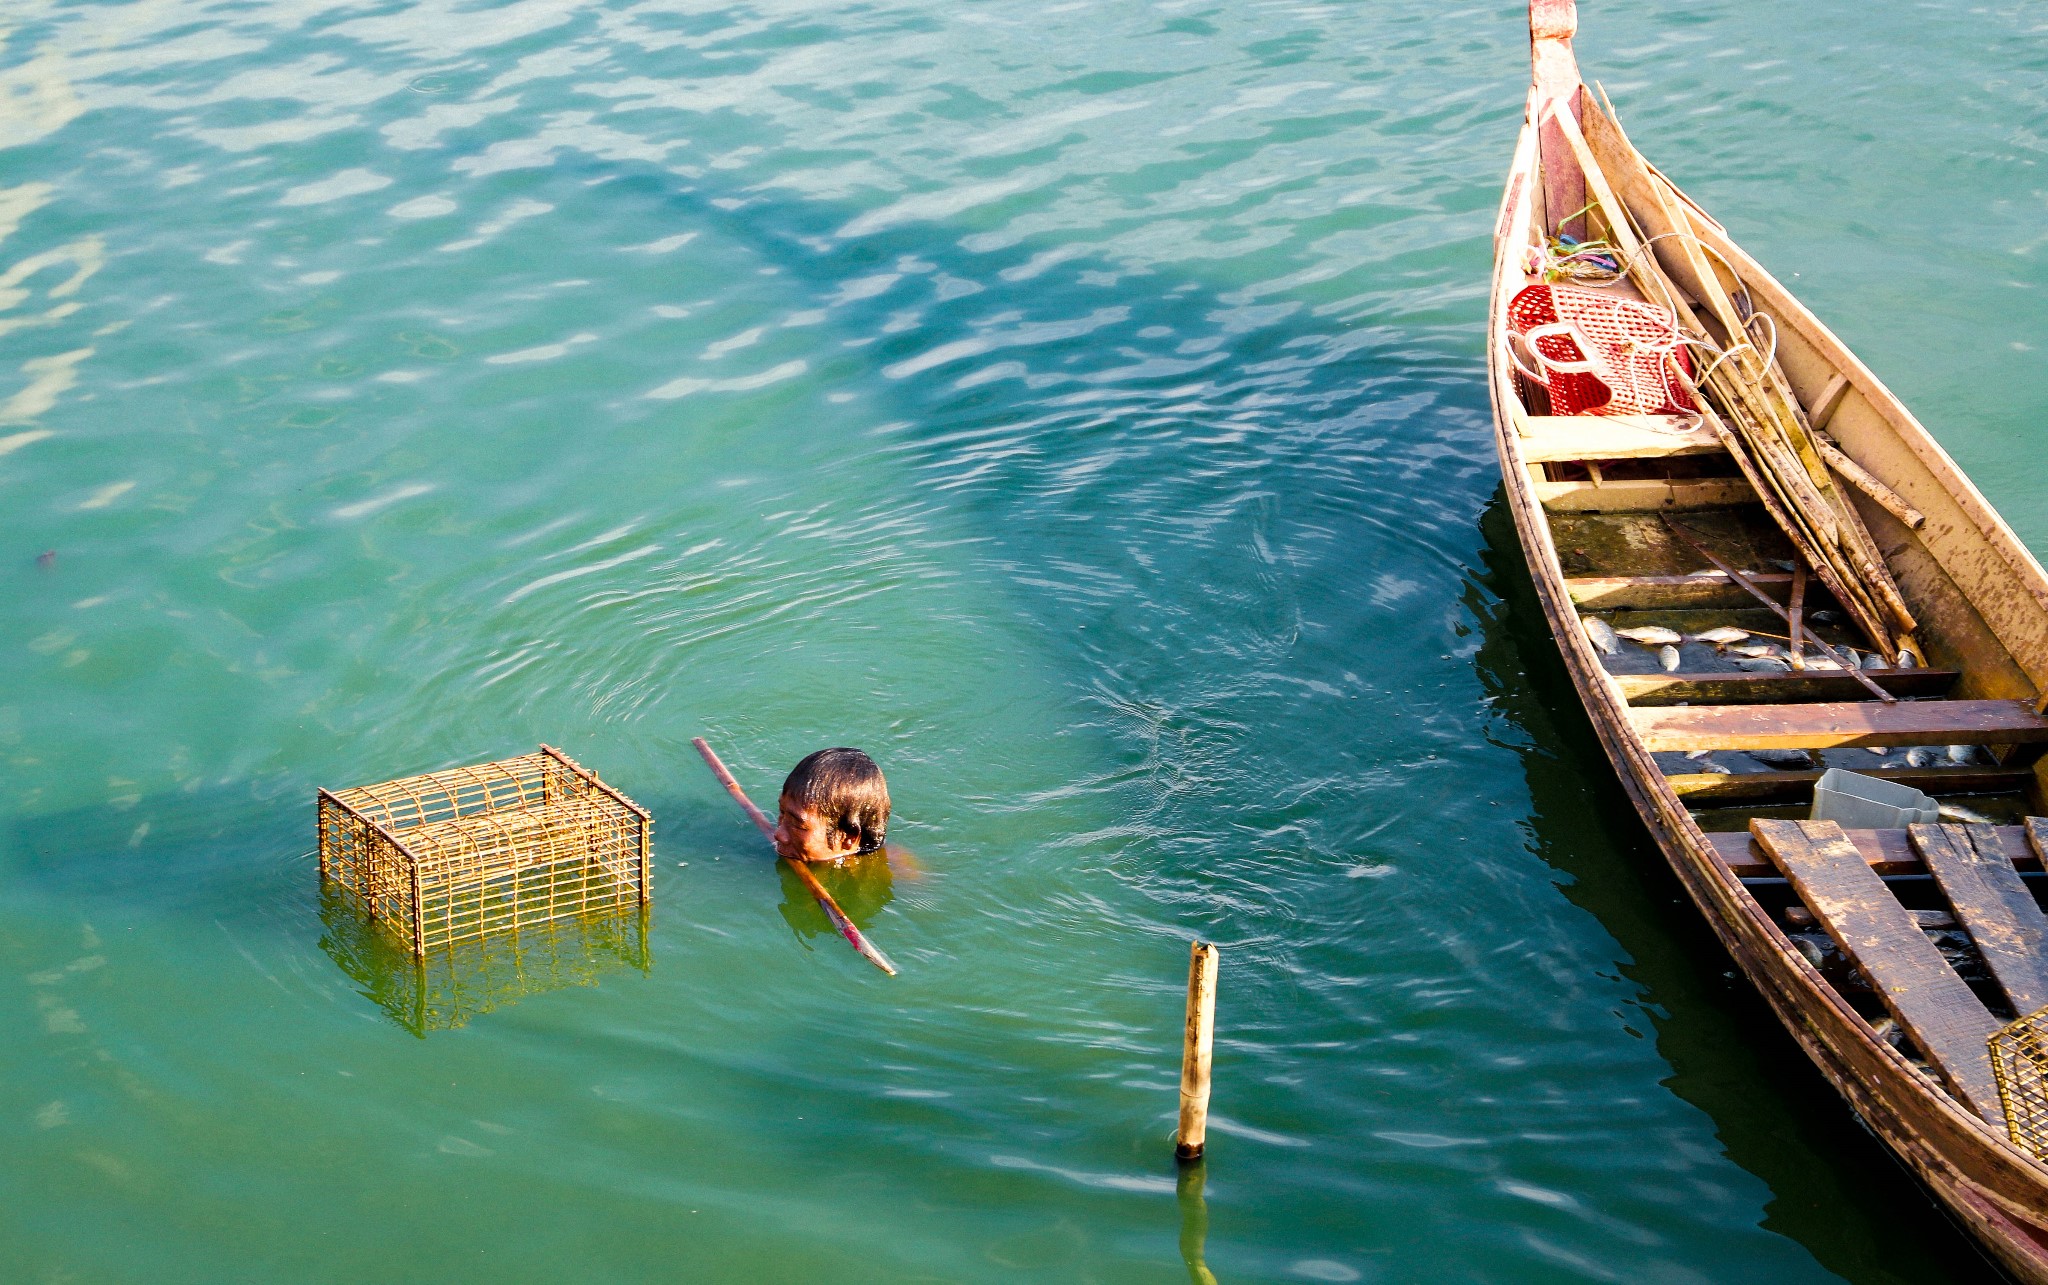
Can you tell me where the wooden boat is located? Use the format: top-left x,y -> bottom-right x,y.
1490,2 -> 2048,1275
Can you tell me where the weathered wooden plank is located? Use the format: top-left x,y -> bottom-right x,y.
1520,414 -> 1724,462
1621,668 -> 1958,705
1534,477 -> 1757,512
1633,699 -> 2048,752
1807,372 -> 1851,431
1912,824 -> 2048,1016
1709,825 -> 2044,879
1751,818 -> 2005,1122
2029,818 -> 2048,876
1567,571 -> 1793,609
1708,828 -> 1913,877
1670,764 -> 2029,804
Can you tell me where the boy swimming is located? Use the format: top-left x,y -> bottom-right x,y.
771,747 -> 890,865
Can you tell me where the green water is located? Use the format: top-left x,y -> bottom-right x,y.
2,1 -> 2043,1280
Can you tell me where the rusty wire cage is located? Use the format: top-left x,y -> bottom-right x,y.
317,745 -> 650,956
1991,1006 -> 2048,1158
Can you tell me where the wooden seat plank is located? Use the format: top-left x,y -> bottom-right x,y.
1520,414 -> 1724,462
1751,818 -> 2004,1122
1669,764 -> 2029,804
1706,826 -> 2042,878
1567,571 -> 1792,610
1621,668 -> 1958,705
1911,823 -> 2048,1016
1708,828 -> 1914,878
1534,476 -> 1756,512
1633,699 -> 2048,752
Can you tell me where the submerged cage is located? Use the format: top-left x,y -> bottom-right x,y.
318,887 -> 650,1035
317,745 -> 651,956
1991,1007 -> 2048,1157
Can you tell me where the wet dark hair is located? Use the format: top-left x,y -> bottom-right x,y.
782,748 -> 890,855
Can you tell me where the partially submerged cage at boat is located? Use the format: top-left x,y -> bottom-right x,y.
317,746 -> 651,956
1993,1007 -> 2048,1160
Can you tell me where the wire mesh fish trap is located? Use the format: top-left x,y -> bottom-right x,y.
1991,1006 -> 2048,1157
317,745 -> 651,956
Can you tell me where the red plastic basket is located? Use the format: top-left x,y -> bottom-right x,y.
1507,283 -> 1696,417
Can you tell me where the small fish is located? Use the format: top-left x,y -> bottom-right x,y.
1804,657 -> 1842,671
1580,616 -> 1620,655
1940,802 -> 1993,825
1770,559 -> 1798,573
1894,649 -> 1920,669
1905,747 -> 1935,768
1809,609 -> 1840,625
1840,648 -> 1861,668
1658,644 -> 1681,672
1947,745 -> 1977,765
1749,748 -> 1813,768
1735,656 -> 1791,671
1695,760 -> 1731,774
1684,749 -> 1712,761
1728,642 -> 1778,658
1862,652 -> 1887,670
1866,746 -> 1889,755
1614,625 -> 1683,646
1690,626 -> 1750,646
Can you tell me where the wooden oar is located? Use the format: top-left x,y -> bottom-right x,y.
691,737 -> 899,977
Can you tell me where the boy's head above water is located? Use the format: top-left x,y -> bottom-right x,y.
773,748 -> 890,863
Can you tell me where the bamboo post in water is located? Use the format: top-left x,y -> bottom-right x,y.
1175,941 -> 1219,1162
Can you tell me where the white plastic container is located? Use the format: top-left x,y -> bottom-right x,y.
1810,767 -> 1940,829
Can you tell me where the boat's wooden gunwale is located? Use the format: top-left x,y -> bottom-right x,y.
1488,95 -> 2048,1280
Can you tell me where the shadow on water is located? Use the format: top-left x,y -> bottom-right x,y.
1471,492 -> 2004,1284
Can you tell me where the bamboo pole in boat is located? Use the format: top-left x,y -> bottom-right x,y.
1816,436 -> 1928,530
1544,102 -> 1867,609
1175,941 -> 1219,1162
1549,99 -> 1918,653
691,737 -> 900,977
1788,563 -> 1807,671
1662,519 -> 1898,702
1600,102 -> 1916,635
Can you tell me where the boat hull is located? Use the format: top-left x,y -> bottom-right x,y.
1488,88 -> 2048,1281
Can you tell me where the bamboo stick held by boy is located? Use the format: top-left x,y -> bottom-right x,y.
690,738 -> 901,974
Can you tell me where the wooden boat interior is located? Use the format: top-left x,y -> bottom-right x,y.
1492,77 -> 2048,1138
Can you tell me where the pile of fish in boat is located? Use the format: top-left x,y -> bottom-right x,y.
1579,612 -> 1897,675
1579,608 -> 1998,810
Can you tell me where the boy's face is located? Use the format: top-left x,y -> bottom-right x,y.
772,793 -> 862,863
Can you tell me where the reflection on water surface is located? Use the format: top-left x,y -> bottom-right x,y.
319,889 -> 650,1037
